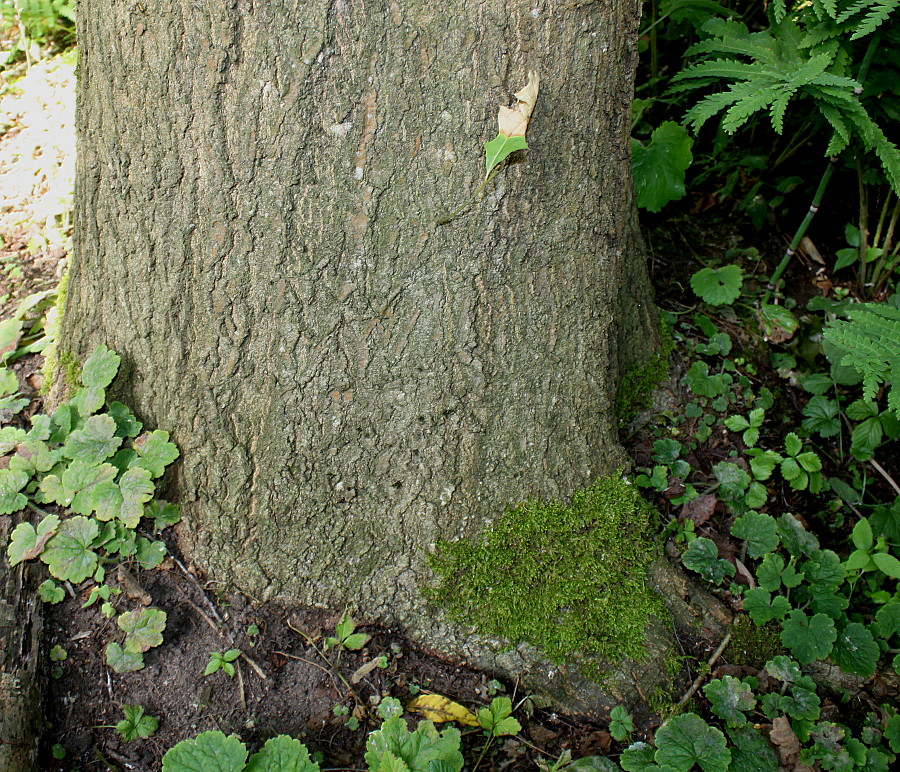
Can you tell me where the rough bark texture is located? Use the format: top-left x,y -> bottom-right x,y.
0,515 -> 46,772
63,0 -> 667,711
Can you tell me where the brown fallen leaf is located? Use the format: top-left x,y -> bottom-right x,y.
498,71 -> 540,138
350,657 -> 382,684
769,715 -> 800,764
22,521 -> 59,561
407,693 -> 478,726
680,493 -> 717,526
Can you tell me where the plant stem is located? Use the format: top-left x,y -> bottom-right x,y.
762,159 -> 836,304
436,164 -> 504,225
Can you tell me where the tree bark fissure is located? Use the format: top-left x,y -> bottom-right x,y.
64,0 -> 668,712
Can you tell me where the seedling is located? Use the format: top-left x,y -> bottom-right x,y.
324,611 -> 370,655
204,649 -> 241,677
97,705 -> 158,741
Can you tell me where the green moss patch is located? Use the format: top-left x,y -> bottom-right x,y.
426,476 -> 665,668
615,320 -> 674,425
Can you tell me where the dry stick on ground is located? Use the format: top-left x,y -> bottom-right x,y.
675,629 -> 733,709
287,620 -> 364,707
870,458 -> 900,497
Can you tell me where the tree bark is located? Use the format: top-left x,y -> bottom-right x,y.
62,0 -> 669,712
0,515 -> 46,772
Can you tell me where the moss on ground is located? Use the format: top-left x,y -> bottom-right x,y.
426,475 -> 665,669
725,614 -> 785,668
615,320 -> 674,425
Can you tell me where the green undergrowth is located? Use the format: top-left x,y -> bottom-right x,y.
616,321 -> 674,426
425,475 -> 665,670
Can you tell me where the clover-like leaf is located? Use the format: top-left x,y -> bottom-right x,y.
246,735 -> 320,772
41,516 -> 100,583
609,706 -> 635,742
118,466 -> 154,528
731,512 -> 778,559
742,588 -> 791,625
105,642 -> 145,674
703,676 -> 755,727
81,344 -> 121,389
654,713 -> 730,772
7,514 -> 60,566
830,622 -> 879,677
38,579 -> 65,604
116,705 -> 158,741
682,538 -> 735,585
802,396 -> 841,438
130,430 -> 180,478
477,697 -> 521,738
780,610 -> 836,665
118,607 -> 167,653
161,730 -> 248,772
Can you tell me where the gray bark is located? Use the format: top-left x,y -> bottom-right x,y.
62,0 -> 671,712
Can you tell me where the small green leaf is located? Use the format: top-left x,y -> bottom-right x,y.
632,122 -> 693,213
134,537 -> 167,569
758,304 -> 798,342
7,514 -> 60,566
116,705 -> 158,741
245,735 -> 320,772
342,632 -> 370,650
62,414 -> 122,465
130,430 -> 180,478
108,401 -> 143,438
726,725 -> 778,772
682,538 -> 735,585
731,512 -> 778,558
223,649 -> 241,662
38,579 -> 65,604
161,730 -> 248,772
780,610 -> 836,664
609,706 -> 634,742
690,265 -> 742,306
872,551 -> 900,579
483,133 -> 528,178
41,516 -> 100,583
742,588 -> 791,625
851,518 -> 874,552
105,642 -> 145,674
703,676 -> 755,727
477,697 -> 521,738
147,500 -> 181,529
654,713 -> 730,772
830,623 -> 879,677
81,344 -> 121,389
118,607 -> 167,653
118,466 -> 154,528
765,655 -> 801,683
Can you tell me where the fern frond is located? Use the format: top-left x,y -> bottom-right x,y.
769,90 -> 792,134
850,0 -> 899,39
824,303 -> 900,412
683,90 -> 746,131
721,85 -> 785,133
773,0 -> 788,23
672,60 -> 772,82
818,102 -> 852,154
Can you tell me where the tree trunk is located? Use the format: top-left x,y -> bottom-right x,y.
0,514 -> 46,772
62,0 -> 672,713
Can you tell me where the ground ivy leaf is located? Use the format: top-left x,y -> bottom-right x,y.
69,384 -> 105,417
632,122 -> 693,214
731,512 -> 779,558
703,676 -> 755,727
726,725 -> 778,772
38,578 -> 65,604
483,133 -> 528,177
777,514 -> 820,557
147,500 -> 181,529
118,607 -> 167,653
778,685 -> 821,721
365,716 -> 463,772
830,622 -> 879,677
108,401 -> 143,438
621,742 -> 657,772
7,514 -> 60,566
245,734 -> 320,772
161,731 -> 249,772
0,426 -> 27,454
742,588 -> 790,625
781,610 -> 836,664
117,705 -> 158,741
38,474 -> 71,506
118,466 -> 154,528
62,414 -> 122,466
874,602 -> 900,640
802,550 -> 846,590
682,538 -> 735,585
91,480 -> 123,521
654,713 -> 730,772
130,430 -> 180,478
81,344 -> 121,389
805,584 -> 849,619
105,642 -> 145,674
41,516 -> 100,583
765,654 -> 800,682
135,537 -> 167,569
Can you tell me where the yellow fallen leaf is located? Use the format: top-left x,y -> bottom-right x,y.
497,70 -> 540,138
407,693 -> 479,726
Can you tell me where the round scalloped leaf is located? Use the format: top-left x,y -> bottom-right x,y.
130,430 -> 180,478
91,480 -> 123,521
703,676 -> 755,727
777,514 -> 820,557
118,607 -> 167,653
0,488 -> 27,516
38,579 -> 65,604
830,622 -> 879,677
245,735 -> 320,772
81,344 -> 121,389
62,415 -> 122,466
731,512 -> 779,559
38,474 -> 71,507
118,467 -> 154,528
654,713 -> 730,772
0,426 -> 26,454
15,438 -> 54,473
765,655 -> 801,683
874,603 -> 900,640
41,516 -> 100,583
632,122 -> 693,213
621,742 -> 658,772
681,538 -> 735,585
105,642 -> 145,674
69,385 -> 106,418
726,725 -> 778,772
162,730 -> 248,772
780,610 -> 836,665
28,413 -> 52,441
7,514 -> 60,566
689,265 -> 743,306
109,401 -> 143,438
147,500 -> 181,529
135,537 -> 167,569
